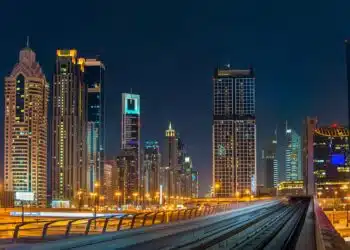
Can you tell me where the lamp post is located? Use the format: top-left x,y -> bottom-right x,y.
115,191 -> 121,210
317,191 -> 322,199
215,183 -> 221,204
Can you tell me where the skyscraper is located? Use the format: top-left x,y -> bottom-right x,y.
263,129 -> 278,188
162,122 -> 178,197
4,43 -> 49,207
121,93 -> 140,194
85,58 -> 105,193
285,122 -> 302,181
51,50 -> 87,204
143,140 -> 161,198
213,66 -> 256,196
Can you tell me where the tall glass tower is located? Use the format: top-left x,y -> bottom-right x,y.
51,50 -> 87,203
85,59 -> 105,193
213,65 -> 256,196
4,44 -> 49,207
285,122 -> 302,181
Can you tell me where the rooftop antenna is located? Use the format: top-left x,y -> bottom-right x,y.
26,36 -> 30,48
130,88 -> 133,94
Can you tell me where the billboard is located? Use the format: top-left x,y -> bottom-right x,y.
15,192 -> 34,201
331,154 -> 345,165
123,93 -> 140,115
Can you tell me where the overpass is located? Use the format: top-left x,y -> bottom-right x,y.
1,197 -> 348,250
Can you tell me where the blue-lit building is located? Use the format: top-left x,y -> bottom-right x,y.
85,59 -> 105,193
121,93 -> 140,196
285,123 -> 302,181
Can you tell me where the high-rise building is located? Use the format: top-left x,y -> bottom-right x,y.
115,152 -> 138,205
51,50 -> 87,204
121,93 -> 140,192
103,162 -> 113,205
143,140 -> 161,199
85,59 -> 105,193
212,66 -> 256,196
263,129 -> 278,188
4,44 -> 49,207
162,122 -> 178,197
285,122 -> 302,181
302,117 -> 317,196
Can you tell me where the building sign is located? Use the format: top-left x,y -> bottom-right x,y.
15,192 -> 34,201
123,93 -> 140,115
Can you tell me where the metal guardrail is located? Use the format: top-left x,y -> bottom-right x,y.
6,203 -> 236,242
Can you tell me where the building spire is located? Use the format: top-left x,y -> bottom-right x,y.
26,36 -> 30,48
169,121 -> 172,130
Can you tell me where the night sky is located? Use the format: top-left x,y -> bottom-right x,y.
0,1 -> 349,196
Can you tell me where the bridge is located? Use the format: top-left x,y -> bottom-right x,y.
0,197 -> 348,250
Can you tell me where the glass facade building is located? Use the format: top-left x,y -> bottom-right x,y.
85,59 -> 105,193
143,140 -> 161,198
263,130 -> 278,188
51,50 -> 87,203
212,66 -> 256,196
285,123 -> 302,181
4,45 -> 49,207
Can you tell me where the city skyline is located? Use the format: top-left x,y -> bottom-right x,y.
0,1 -> 349,196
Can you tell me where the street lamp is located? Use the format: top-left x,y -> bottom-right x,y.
317,191 -> 322,199
215,183 -> 221,204
115,191 -> 122,210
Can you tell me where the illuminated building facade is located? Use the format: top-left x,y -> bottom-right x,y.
213,66 -> 256,196
285,123 -> 302,181
263,129 -> 278,188
313,125 -> 349,183
85,59 -> 105,193
162,122 -> 178,197
302,117 -> 317,195
121,93 -> 140,195
115,152 -> 138,204
143,140 -> 161,198
103,162 -> 113,205
4,44 -> 49,207
51,49 -> 87,203
277,181 -> 304,196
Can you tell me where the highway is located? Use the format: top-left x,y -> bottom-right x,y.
11,199 -> 310,250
